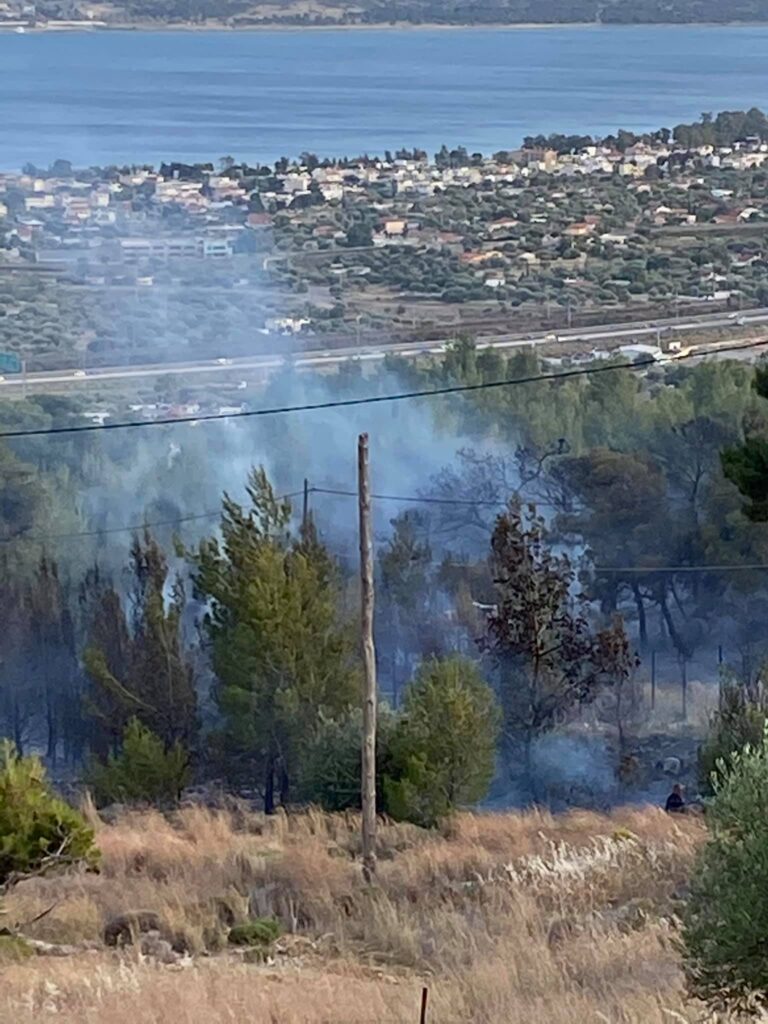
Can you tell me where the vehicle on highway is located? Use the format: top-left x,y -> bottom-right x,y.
728,312 -> 739,319
216,357 -> 233,365
544,333 -> 558,342
73,369 -> 86,377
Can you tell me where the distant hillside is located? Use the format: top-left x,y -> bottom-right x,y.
32,0 -> 768,27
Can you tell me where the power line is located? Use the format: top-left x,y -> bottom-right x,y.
0,489 -> 306,547
4,477 -> 765,574
0,485 -> 543,547
1,337 -> 766,440
0,509 -> 221,546
5,485 -> 768,574
315,486 -> 499,506
595,562 -> 768,574
312,486 -> 559,508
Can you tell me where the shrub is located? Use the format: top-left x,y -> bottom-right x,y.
228,918 -> 281,948
698,679 -> 768,793
298,706 -> 396,812
383,657 -> 499,828
0,935 -> 33,963
0,741 -> 98,890
86,718 -> 190,806
682,725 -> 768,1015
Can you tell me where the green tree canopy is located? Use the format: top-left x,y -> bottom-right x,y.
83,530 -> 198,759
189,467 -> 358,812
683,725 -> 768,1016
722,365 -> 768,521
698,679 -> 768,793
384,656 -> 499,827
0,741 -> 97,891
86,718 -> 190,806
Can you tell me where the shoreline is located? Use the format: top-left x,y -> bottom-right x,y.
1,19 -> 767,34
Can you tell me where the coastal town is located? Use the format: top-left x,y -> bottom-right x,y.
2,109 -> 768,372
0,0 -> 763,29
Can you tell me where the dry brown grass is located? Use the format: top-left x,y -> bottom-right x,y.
1,802 -> 711,1023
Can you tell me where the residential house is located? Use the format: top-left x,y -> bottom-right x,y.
564,222 -> 595,238
459,249 -> 504,266
383,219 -> 407,237
247,212 -> 272,229
25,194 -> 55,211
484,274 -> 505,288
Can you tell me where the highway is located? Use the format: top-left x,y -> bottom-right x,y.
4,307 -> 768,390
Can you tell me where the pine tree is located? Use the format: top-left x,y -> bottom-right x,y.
83,530 -> 198,760
87,718 -> 190,806
0,568 -> 39,754
0,742 -> 97,892
682,726 -> 768,1016
189,468 -> 358,812
377,510 -> 438,705
24,557 -> 81,766
0,441 -> 63,754
384,656 -> 499,827
722,365 -> 768,520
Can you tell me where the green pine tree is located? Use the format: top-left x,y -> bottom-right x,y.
384,656 -> 499,827
189,467 -> 358,812
682,725 -> 768,1016
0,741 -> 98,891
86,718 -> 190,806
83,530 -> 198,759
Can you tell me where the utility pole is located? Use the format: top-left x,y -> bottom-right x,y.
358,432 -> 377,881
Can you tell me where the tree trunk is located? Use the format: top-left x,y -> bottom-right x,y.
46,690 -> 57,766
12,700 -> 24,755
660,592 -> 686,659
523,731 -> 535,804
632,584 -> 648,648
279,762 -> 290,807
616,683 -> 625,757
264,757 -> 276,815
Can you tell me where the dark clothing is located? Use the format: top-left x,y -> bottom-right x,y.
665,792 -> 685,814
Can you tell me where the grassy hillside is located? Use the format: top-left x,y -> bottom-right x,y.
1,803 -> 710,1023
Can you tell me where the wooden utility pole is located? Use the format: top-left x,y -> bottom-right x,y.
358,432 -> 377,881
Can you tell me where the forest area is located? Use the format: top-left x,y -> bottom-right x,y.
5,341 -> 768,1024
1,340 -> 768,816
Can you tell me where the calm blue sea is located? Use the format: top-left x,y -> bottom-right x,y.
1,25 -> 767,169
